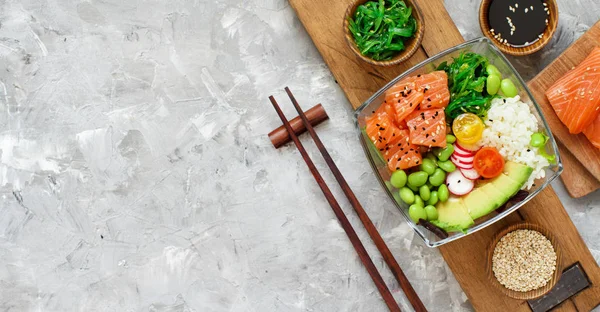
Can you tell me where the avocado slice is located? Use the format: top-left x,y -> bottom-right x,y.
463,186 -> 501,220
503,161 -> 534,184
488,161 -> 533,198
432,197 -> 474,232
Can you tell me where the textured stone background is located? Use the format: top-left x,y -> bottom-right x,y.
0,0 -> 598,311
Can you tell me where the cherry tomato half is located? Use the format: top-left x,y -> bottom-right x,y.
452,113 -> 484,144
473,147 -> 505,178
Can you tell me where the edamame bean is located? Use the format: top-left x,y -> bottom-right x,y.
500,78 -> 518,97
420,158 -> 436,175
446,134 -> 456,144
530,132 -> 547,147
436,144 -> 455,162
408,205 -> 427,223
486,64 -> 502,78
427,191 -> 439,206
399,187 -> 415,204
425,153 -> 438,166
408,171 -> 428,187
438,184 -> 449,202
390,170 -> 407,188
419,185 -> 431,201
429,168 -> 446,186
414,195 -> 424,208
486,74 -> 501,95
438,160 -> 456,173
408,183 -> 419,192
424,205 -> 439,220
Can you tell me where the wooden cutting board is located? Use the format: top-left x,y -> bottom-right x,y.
528,21 -> 600,198
288,0 -> 600,310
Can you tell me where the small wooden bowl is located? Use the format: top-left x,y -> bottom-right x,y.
343,0 -> 425,66
487,222 -> 562,300
479,0 -> 559,56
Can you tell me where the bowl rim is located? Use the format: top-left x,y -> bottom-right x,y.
343,0 -> 425,66
478,0 -> 559,56
486,222 -> 563,299
353,37 -> 563,247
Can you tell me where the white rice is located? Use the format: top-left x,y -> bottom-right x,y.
479,96 -> 549,190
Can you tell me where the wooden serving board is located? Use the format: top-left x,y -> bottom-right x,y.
528,21 -> 600,198
288,0 -> 600,310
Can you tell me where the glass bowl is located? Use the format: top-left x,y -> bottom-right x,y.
354,37 -> 563,247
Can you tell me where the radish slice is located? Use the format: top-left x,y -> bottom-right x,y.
453,148 -> 473,158
446,170 -> 474,196
453,144 -> 476,157
460,167 -> 481,180
452,159 -> 474,170
456,141 -> 480,153
451,153 -> 474,164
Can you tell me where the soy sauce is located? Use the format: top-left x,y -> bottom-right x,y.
488,0 -> 549,47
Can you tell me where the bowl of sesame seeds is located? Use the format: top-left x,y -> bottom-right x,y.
479,0 -> 559,56
487,222 -> 562,299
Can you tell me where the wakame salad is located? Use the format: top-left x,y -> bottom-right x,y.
348,0 -> 417,61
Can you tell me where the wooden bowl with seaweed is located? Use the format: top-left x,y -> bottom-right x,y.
344,0 -> 424,66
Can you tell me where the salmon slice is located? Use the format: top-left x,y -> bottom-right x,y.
583,112 -> 600,149
406,108 -> 447,148
545,47 -> 600,134
415,71 -> 451,109
383,129 -> 422,171
385,81 -> 425,123
365,112 -> 402,151
374,102 -> 400,126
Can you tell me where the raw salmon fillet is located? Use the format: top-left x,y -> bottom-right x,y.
583,112 -> 600,149
415,71 -> 451,109
385,80 -> 425,123
545,47 -> 600,134
405,108 -> 447,148
383,129 -> 422,171
365,112 -> 402,151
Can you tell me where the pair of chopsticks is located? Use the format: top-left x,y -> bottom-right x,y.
269,87 -> 427,312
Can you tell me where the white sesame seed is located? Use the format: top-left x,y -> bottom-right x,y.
515,3 -> 518,8
530,5 -> 534,10
492,230 -> 556,292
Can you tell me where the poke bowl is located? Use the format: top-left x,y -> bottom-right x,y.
354,37 -> 562,247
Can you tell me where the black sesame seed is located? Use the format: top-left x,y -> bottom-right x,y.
426,134 -> 429,138
410,148 -> 414,151
379,127 -> 385,131
503,99 -> 506,103
410,103 -> 413,107
417,74 -> 421,77
405,151 -> 408,155
392,133 -> 395,136
416,160 -> 420,164
422,127 -> 426,131
400,147 -> 404,150
432,139 -> 436,142
372,110 -> 375,113
407,90 -> 412,95
396,167 -> 400,170
414,126 -> 417,130
527,149 -> 531,152
489,119 -> 493,122
428,98 -> 431,101
376,123 -> 380,126
458,180 -> 461,183
379,148 -> 384,151
398,144 -> 401,147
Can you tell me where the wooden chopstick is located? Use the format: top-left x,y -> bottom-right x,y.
284,87 -> 428,312
269,96 -> 401,312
